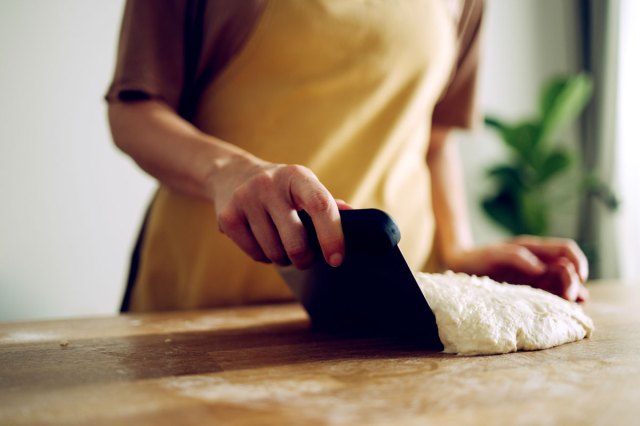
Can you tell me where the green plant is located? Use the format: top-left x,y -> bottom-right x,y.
482,73 -> 618,236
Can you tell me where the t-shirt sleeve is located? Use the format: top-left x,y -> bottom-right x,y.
105,0 -> 194,110
432,0 -> 483,130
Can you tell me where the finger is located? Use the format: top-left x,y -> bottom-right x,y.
577,284 -> 590,303
265,201 -> 314,269
487,244 -> 545,276
288,167 -> 344,267
217,208 -> 270,263
553,258 -> 581,301
335,199 -> 354,210
245,207 -> 291,266
513,236 -> 589,282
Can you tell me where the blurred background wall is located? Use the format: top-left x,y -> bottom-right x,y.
613,0 -> 640,280
0,0 -> 634,322
0,0 -> 154,321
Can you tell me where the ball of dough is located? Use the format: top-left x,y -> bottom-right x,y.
416,271 -> 594,356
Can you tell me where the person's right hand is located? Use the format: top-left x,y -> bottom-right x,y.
107,100 -> 345,270
209,154 -> 347,269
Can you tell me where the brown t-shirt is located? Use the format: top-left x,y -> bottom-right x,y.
107,0 -> 482,124
106,0 -> 483,311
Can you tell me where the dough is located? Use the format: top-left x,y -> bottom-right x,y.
415,271 -> 594,356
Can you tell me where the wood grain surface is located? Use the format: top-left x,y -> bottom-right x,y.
0,282 -> 639,425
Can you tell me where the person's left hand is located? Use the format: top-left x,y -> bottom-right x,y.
444,236 -> 589,303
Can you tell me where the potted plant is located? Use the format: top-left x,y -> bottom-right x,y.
482,73 -> 618,237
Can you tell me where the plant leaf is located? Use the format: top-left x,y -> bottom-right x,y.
484,116 -> 509,132
519,191 -> 548,235
582,173 -> 621,211
482,189 -> 521,236
485,117 -> 541,166
487,164 -> 524,188
539,74 -> 592,142
506,122 -> 540,162
536,149 -> 573,184
484,116 -> 513,147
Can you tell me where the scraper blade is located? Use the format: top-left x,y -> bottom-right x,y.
278,209 -> 442,349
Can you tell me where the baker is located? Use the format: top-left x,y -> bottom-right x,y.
106,0 -> 588,312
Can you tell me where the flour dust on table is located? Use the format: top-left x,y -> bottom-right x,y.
416,272 -> 594,356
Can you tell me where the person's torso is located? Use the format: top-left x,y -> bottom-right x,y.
133,0 -> 457,310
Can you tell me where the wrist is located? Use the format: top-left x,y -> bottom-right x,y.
441,245 -> 467,271
201,140 -> 266,205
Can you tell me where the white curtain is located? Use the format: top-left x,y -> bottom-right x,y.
613,0 -> 640,282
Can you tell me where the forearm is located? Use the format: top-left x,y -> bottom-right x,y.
108,99 -> 256,201
427,126 -> 474,268
108,99 -> 345,268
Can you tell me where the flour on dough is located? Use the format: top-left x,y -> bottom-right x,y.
415,271 -> 594,356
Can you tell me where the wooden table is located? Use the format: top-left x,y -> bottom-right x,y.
1,283 -> 639,425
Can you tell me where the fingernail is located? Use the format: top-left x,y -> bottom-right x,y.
329,253 -> 343,267
580,266 -> 588,282
566,282 -> 580,302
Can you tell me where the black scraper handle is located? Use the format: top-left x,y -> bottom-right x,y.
298,209 -> 401,257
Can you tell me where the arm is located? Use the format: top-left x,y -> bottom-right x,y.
427,125 -> 589,302
108,99 -> 345,268
427,126 -> 475,264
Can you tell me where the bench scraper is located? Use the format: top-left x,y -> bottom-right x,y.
278,208 -> 442,349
